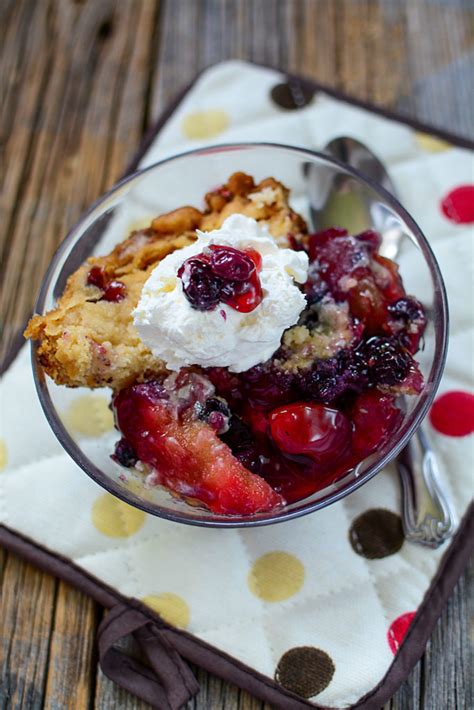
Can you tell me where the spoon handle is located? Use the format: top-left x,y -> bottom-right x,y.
396,428 -> 456,548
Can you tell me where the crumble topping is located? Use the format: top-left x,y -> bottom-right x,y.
276,299 -> 355,372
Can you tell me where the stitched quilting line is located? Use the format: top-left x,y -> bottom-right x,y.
1,495 -> 472,710
235,526 -> 280,674
72,523 -> 437,642
112,496 -> 146,603
342,495 -> 395,632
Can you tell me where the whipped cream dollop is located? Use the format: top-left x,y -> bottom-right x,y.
133,214 -> 308,372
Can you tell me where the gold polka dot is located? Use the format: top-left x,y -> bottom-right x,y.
181,109 -> 230,140
415,132 -> 452,153
64,394 -> 114,437
248,551 -> 305,602
142,593 -> 190,628
92,493 -> 145,537
0,439 -> 7,471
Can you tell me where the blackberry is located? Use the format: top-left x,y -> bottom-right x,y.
356,336 -> 412,386
298,350 -> 366,403
241,363 -> 295,407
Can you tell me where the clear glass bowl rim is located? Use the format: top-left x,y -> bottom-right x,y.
31,142 -> 449,528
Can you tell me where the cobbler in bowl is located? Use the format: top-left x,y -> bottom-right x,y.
26,144 -> 447,526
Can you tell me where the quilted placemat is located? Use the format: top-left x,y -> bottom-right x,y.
1,61 -> 473,710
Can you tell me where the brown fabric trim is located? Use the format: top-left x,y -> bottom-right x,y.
130,62 -> 474,161
1,503 -> 473,710
2,62 -> 473,709
276,67 -> 474,150
97,603 -> 199,709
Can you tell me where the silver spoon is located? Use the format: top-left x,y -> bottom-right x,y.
315,136 -> 455,548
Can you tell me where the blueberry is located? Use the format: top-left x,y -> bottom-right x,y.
220,415 -> 254,449
199,396 -> 231,419
388,297 -> 425,324
178,258 -> 223,311
198,397 -> 231,434
113,438 -> 137,468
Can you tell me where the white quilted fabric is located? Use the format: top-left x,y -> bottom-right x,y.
1,61 -> 473,707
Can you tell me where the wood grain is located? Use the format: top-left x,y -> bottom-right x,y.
43,583 -> 98,709
0,556 -> 57,707
1,1 -> 473,709
0,0 -> 158,362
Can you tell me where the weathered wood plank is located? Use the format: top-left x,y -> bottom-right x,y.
401,1 -> 474,135
0,548 -> 6,585
0,0 -> 159,362
186,666 -> 271,709
0,555 -> 57,708
43,582 -> 99,710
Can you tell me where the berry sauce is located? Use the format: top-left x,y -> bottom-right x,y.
113,226 -> 426,513
178,245 -> 263,313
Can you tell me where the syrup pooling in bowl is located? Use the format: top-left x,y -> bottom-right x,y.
113,225 -> 426,512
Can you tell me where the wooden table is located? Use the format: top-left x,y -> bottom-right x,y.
1,1 -> 473,708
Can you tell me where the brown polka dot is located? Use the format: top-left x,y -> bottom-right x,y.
275,646 -> 335,698
270,81 -> 315,110
349,508 -> 404,559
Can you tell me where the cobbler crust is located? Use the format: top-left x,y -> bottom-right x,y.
25,173 -> 307,390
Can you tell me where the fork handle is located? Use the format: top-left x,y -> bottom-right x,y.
396,428 -> 456,548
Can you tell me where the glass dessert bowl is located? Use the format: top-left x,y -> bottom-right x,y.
29,143 -> 448,527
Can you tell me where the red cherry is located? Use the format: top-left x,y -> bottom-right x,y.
223,270 -> 263,313
87,266 -> 126,302
351,390 -> 402,456
102,280 -> 127,302
269,403 -> 351,462
245,248 -> 262,271
208,245 -> 255,281
87,265 -> 107,289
